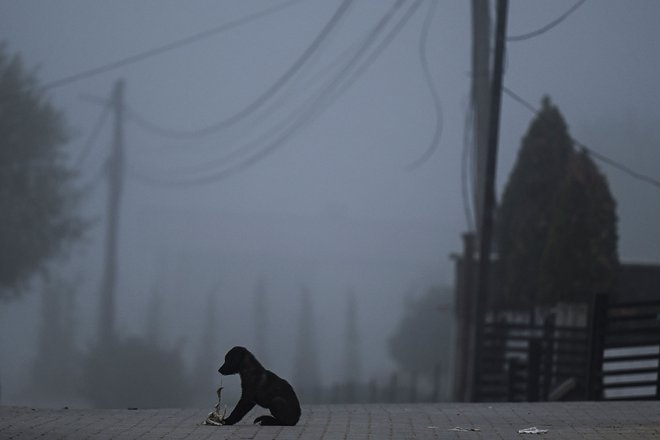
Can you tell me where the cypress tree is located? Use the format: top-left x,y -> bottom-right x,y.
496,97 -> 618,307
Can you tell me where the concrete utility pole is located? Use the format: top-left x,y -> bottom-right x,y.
471,0 -> 492,236
98,79 -> 125,345
471,0 -> 508,402
453,0 -> 492,403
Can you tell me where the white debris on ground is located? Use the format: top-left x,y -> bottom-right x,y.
202,386 -> 227,426
448,426 -> 481,432
518,426 -> 549,434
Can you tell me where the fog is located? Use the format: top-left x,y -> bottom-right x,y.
1,0 -> 659,408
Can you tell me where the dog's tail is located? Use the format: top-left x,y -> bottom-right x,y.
254,415 -> 281,426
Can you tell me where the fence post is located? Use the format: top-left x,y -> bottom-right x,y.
586,293 -> 608,400
507,357 -> 519,401
541,314 -> 556,400
527,339 -> 542,401
656,346 -> 660,400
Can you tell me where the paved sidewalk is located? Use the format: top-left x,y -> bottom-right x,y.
1,401 -> 659,439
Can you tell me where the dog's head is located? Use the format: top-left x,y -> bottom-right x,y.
218,346 -> 249,375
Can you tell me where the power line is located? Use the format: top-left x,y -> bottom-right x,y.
126,0 -> 355,140
406,0 -> 443,171
507,0 -> 587,42
73,101 -> 111,169
130,0 -> 420,187
196,0 -> 423,178
502,86 -> 660,190
40,0 -> 303,91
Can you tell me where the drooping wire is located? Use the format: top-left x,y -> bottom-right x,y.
406,0 -> 443,171
572,140 -> 660,190
125,0 -> 355,139
161,0 -> 423,179
507,0 -> 587,42
40,0 -> 303,91
502,86 -> 660,190
129,0 -> 420,187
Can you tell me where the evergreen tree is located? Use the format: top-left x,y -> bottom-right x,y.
538,149 -> 619,302
31,274 -> 79,403
496,96 -> 618,306
0,44 -> 85,299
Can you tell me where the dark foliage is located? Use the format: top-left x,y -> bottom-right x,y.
388,286 -> 452,379
0,44 -> 85,299
496,96 -> 618,307
81,337 -> 193,408
538,149 -> 619,302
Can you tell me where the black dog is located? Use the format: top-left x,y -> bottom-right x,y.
218,346 -> 301,426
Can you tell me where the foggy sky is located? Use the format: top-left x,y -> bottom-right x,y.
1,0 -> 659,406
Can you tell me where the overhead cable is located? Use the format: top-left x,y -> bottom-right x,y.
130,0 -> 420,187
184,0 -> 423,179
73,101 -> 111,169
406,0 -> 443,171
507,0 -> 587,42
126,0 -> 355,139
502,86 -> 660,190
40,0 -> 303,90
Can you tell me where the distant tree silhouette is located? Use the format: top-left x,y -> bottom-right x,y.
145,286 -> 163,346
30,274 -> 79,403
496,96 -> 618,307
253,278 -> 270,364
342,290 -> 361,402
82,282 -> 194,408
293,287 -> 321,403
82,336 -> 192,408
0,44 -> 85,299
389,286 -> 452,383
191,285 -> 222,405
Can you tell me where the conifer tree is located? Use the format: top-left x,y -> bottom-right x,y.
496,97 -> 618,306
538,149 -> 619,302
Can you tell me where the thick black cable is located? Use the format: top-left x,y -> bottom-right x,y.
126,0 -> 354,139
406,0 -> 443,171
130,0 -> 418,187
507,0 -> 587,42
502,86 -> 660,190
40,0 -> 303,90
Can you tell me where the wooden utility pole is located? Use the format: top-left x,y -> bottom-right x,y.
471,0 -> 508,402
98,79 -> 125,345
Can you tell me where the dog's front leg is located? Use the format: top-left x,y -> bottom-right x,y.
222,398 -> 256,425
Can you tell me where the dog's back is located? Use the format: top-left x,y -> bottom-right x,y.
254,370 -> 300,425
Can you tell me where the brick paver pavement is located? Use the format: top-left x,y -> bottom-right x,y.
1,401 -> 659,439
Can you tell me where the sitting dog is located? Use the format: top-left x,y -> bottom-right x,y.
218,346 -> 301,426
